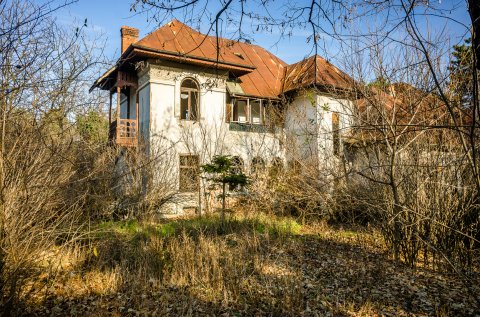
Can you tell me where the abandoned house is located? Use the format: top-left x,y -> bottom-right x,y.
90,20 -> 357,214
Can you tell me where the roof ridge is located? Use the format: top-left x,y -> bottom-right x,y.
128,19 -> 353,97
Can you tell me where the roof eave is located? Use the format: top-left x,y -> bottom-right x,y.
131,44 -> 256,74
282,82 -> 359,99
229,93 -> 282,101
89,65 -> 117,92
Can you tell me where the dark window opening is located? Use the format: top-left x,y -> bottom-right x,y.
251,156 -> 265,175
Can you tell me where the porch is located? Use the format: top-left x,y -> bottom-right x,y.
104,70 -> 139,147
109,118 -> 138,147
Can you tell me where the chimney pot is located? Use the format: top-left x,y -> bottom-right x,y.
121,26 -> 139,54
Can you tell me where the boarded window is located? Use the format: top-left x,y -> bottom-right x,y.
332,112 -> 340,156
179,155 -> 199,192
180,78 -> 199,121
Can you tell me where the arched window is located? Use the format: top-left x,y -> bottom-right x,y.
180,78 -> 199,121
251,156 -> 265,175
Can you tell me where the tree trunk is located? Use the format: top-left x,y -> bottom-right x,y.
469,0 -> 480,70
221,182 -> 226,227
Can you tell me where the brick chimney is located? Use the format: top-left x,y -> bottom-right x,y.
120,26 -> 139,54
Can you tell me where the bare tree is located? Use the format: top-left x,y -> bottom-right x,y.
0,0 -> 111,314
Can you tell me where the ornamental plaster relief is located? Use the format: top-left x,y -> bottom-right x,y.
148,64 -> 227,91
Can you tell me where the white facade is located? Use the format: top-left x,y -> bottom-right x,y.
125,61 -> 355,214
284,92 -> 354,171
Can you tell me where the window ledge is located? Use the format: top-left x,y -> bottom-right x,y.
179,119 -> 200,125
229,122 -> 270,133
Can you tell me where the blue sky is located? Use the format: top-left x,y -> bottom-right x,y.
48,0 -> 472,69
51,0 -> 325,63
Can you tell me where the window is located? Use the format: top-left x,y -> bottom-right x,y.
251,156 -> 265,175
232,99 -> 248,123
231,98 -> 264,124
250,100 -> 262,124
180,78 -> 199,121
179,155 -> 199,192
332,112 -> 340,156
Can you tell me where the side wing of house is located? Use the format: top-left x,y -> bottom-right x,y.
284,92 -> 319,166
316,94 -> 355,169
285,90 -> 355,174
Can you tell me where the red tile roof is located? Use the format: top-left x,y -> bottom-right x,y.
134,20 -> 287,98
95,20 -> 355,98
283,55 -> 355,93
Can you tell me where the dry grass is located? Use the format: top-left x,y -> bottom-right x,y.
17,213 -> 480,316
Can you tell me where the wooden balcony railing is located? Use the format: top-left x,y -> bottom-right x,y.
109,119 -> 137,147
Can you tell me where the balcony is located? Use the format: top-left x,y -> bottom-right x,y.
109,118 -> 137,147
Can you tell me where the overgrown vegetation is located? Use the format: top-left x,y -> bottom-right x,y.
1,0 -> 479,315
12,214 -> 480,316
201,155 -> 248,226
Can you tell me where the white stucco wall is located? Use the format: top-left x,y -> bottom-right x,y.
284,93 -> 318,165
132,62 -> 355,214
137,62 -> 284,214
284,90 -> 355,173
317,94 -> 354,171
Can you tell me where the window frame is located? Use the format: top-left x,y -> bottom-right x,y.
249,99 -> 263,125
231,98 -> 265,125
180,78 -> 200,121
231,97 -> 249,123
179,154 -> 200,192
